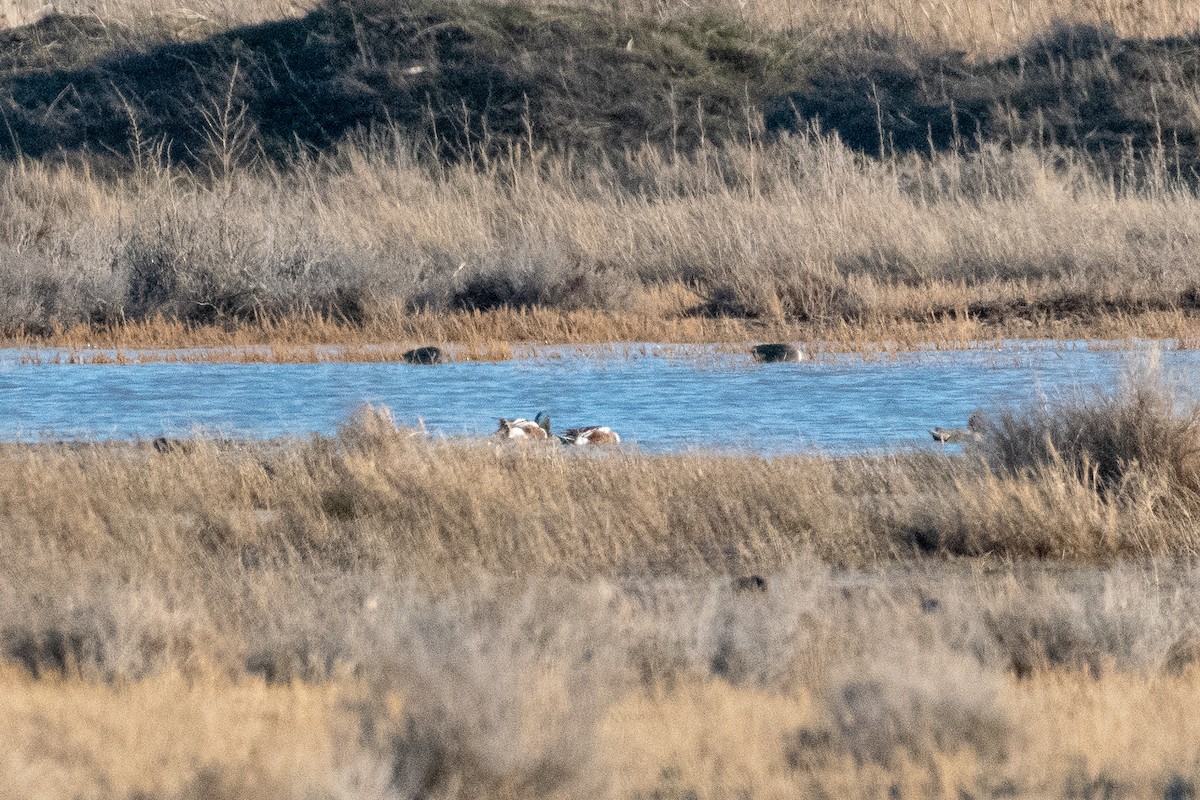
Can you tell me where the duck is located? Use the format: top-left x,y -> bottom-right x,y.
402,346 -> 443,365
751,343 -> 803,363
495,411 -> 552,440
558,425 -> 621,446
929,411 -> 987,444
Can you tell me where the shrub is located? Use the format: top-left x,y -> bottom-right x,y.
978,371 -> 1200,510
417,246 -> 636,312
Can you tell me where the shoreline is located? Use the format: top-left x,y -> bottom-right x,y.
5,309 -> 1200,364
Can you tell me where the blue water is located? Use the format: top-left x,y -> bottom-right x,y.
1,342 -> 1196,453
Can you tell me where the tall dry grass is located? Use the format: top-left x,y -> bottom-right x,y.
983,371 -> 1200,509
4,378 -> 1200,577
5,389 -> 1200,796
3,132 -> 1200,347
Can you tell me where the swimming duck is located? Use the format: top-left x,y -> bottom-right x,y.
558,425 -> 621,446
751,343 -> 803,363
929,411 -> 987,444
402,346 -> 443,365
495,411 -> 552,440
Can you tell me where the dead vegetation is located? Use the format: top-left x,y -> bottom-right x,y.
0,1 -> 1197,347
6,0 -> 1200,792
5,382 -> 1200,796
4,522 -> 1200,798
6,375 -> 1200,572
4,132 -> 1200,350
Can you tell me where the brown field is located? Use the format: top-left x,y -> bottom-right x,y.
5,388 -> 1200,797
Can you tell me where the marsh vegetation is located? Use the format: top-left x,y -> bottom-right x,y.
6,0 -> 1200,795
0,0 -> 1199,349
6,382 -> 1200,796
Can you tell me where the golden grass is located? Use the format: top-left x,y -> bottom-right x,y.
0,665 -> 351,800
5,557 -> 1200,798
6,396 -> 1200,795
7,664 -> 1200,798
5,136 -> 1200,355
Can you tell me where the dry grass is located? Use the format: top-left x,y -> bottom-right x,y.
0,0 -> 1190,347
17,308 -> 1200,363
7,0 -> 1200,790
5,383 -> 1200,575
0,1 -> 1196,351
6,392 -> 1200,796
0,0 -> 1198,348
3,134 -> 1200,352
6,557 -> 1200,798
982,369 -> 1200,509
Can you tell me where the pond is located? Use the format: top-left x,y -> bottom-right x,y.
1,341 -> 1195,453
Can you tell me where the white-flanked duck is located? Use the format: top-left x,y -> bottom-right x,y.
558,425 -> 621,447
495,412 -> 552,440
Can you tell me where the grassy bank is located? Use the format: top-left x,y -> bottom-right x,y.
16,306 -> 1200,363
0,2 -> 1197,347
6,388 -> 1200,796
5,134 -> 1200,350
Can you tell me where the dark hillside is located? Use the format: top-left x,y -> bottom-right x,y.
0,4 -> 1195,170
769,24 -> 1200,172
0,0 -> 808,165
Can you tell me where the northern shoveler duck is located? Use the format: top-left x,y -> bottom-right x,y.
558,425 -> 621,446
930,411 -> 987,444
495,412 -> 552,440
751,343 -> 803,363
402,346 -> 443,365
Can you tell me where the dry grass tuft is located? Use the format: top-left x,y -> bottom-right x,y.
980,366 -> 1200,511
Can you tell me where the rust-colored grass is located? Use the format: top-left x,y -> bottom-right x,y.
8,292 -> 1200,363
